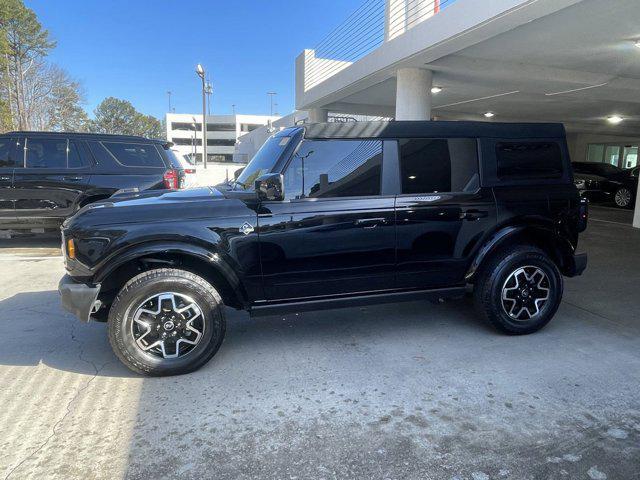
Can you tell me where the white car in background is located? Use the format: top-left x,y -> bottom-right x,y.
173,151 -> 197,188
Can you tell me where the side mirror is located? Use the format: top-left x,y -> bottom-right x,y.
255,173 -> 284,201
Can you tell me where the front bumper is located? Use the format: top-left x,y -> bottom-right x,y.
58,275 -> 101,322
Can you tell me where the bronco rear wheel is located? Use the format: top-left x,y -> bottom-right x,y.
473,245 -> 563,334
108,268 -> 226,376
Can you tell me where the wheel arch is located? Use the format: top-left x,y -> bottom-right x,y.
95,242 -> 249,315
466,224 -> 575,282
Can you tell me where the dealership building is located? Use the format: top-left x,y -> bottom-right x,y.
237,0 -> 640,226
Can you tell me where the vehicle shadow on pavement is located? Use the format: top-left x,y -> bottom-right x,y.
0,289 -> 135,377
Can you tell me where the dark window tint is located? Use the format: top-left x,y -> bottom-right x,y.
25,138 -> 67,168
67,141 -> 85,168
284,139 -> 382,199
497,142 -> 563,180
0,138 -> 15,167
399,138 -> 478,194
103,142 -> 164,167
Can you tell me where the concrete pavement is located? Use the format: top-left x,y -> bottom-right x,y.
0,215 -> 638,479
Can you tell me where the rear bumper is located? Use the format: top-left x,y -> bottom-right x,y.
565,253 -> 587,277
58,275 -> 101,322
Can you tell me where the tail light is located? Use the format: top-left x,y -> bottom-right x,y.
163,169 -> 178,189
577,197 -> 588,232
184,168 -> 196,174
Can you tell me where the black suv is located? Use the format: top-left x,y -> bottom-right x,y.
0,131 -> 185,230
59,121 -> 588,376
572,161 -> 638,208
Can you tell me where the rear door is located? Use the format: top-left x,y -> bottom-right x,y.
87,140 -> 167,192
0,137 -> 17,224
394,138 -> 497,288
258,138 -> 396,300
13,136 -> 92,221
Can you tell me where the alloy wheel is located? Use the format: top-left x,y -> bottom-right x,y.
130,292 -> 205,359
501,266 -> 550,320
614,188 -> 631,208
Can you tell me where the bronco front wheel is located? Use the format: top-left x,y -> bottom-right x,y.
108,268 -> 226,376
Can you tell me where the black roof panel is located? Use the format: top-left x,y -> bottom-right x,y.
1,131 -> 167,143
303,121 -> 566,140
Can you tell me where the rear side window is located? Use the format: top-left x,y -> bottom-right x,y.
284,139 -> 382,199
25,138 -> 67,168
0,138 -> 15,167
399,138 -> 479,194
102,142 -> 164,167
497,142 -> 563,180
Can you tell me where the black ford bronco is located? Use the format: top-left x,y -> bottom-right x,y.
59,121 -> 588,376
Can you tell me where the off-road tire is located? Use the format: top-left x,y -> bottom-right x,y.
108,268 -> 226,376
473,245 -> 563,335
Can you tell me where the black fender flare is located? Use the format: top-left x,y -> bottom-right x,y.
465,225 -> 575,281
94,241 -> 248,306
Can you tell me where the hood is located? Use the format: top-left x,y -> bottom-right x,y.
107,186 -> 223,205
65,186 -> 255,229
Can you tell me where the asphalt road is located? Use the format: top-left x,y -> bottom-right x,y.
0,211 -> 638,479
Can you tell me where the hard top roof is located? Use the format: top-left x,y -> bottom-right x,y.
1,131 -> 167,144
301,120 -> 566,140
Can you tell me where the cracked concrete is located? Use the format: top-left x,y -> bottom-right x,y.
0,207 -> 639,479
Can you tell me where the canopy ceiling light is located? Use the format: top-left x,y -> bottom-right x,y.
607,115 -> 624,124
484,112 -> 495,118
431,86 -> 443,94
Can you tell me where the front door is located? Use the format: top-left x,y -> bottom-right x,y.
394,138 -> 496,288
13,136 -> 91,223
258,138 -> 396,300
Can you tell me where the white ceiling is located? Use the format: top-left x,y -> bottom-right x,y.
323,0 -> 640,135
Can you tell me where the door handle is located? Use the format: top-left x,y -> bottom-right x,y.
63,176 -> 83,182
460,210 -> 488,221
355,217 -> 387,229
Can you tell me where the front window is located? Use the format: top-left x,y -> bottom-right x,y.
233,134 -> 292,190
283,139 -> 382,200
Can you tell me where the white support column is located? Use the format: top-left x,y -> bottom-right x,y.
308,108 -> 329,123
395,68 -> 432,121
633,175 -> 640,228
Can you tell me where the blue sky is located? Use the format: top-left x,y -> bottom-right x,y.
26,0 -> 361,119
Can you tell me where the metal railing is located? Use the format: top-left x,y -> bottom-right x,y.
304,0 -> 454,91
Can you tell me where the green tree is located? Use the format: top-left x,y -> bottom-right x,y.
92,97 -> 164,139
0,0 -> 55,130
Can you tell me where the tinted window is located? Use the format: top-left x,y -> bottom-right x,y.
103,142 -> 164,167
25,138 -> 67,168
234,135 -> 292,191
284,139 -> 382,200
0,138 -> 16,168
497,142 -> 563,180
399,138 -> 478,194
67,141 -> 86,168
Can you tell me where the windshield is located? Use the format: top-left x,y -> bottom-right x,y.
233,135 -> 292,190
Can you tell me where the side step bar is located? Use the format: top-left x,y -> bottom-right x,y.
249,286 -> 467,317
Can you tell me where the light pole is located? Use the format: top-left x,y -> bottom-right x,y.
167,91 -> 172,113
196,64 -> 208,169
231,104 -> 236,115
267,91 -> 277,117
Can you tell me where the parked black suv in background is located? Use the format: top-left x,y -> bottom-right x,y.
59,121 -> 588,376
0,132 -> 185,230
572,161 -> 638,208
